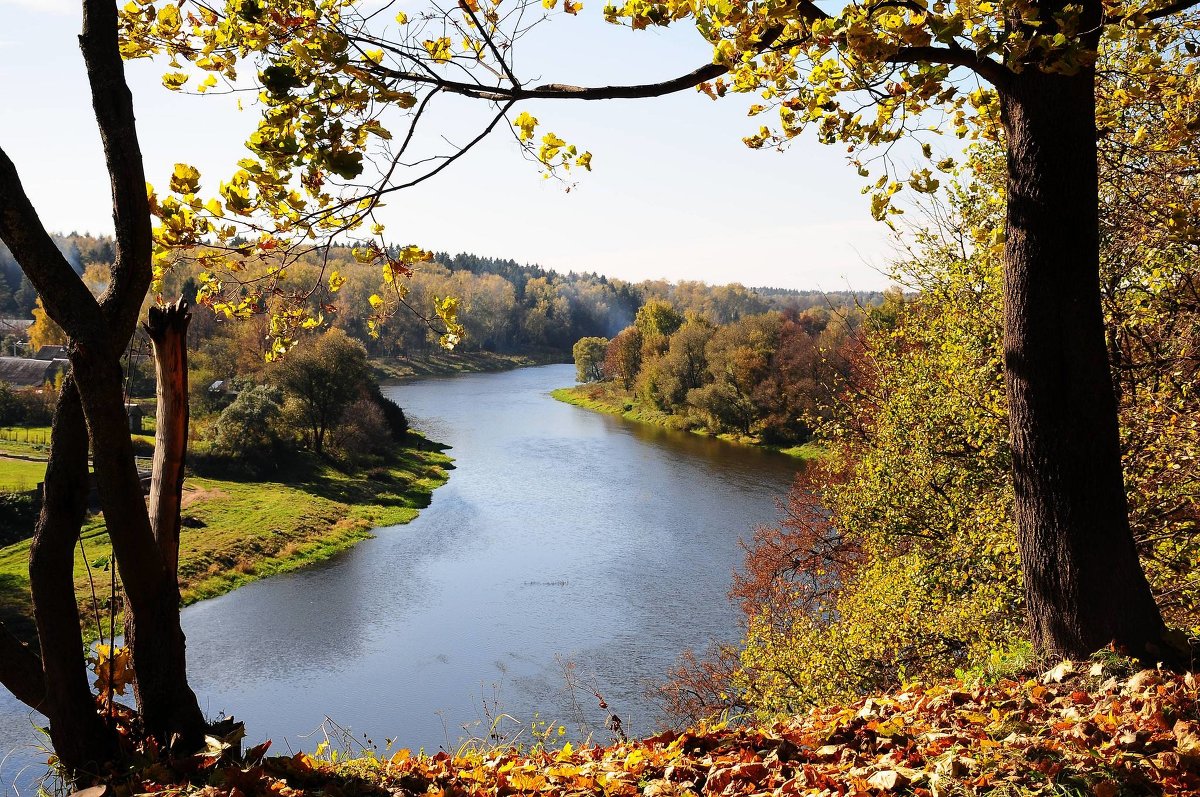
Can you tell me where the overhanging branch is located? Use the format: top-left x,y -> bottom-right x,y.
1139,0 -> 1200,19
367,17 -> 812,103
887,45 -> 1013,89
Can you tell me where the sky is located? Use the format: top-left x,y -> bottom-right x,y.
0,0 -> 905,291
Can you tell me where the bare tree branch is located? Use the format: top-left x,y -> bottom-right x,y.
366,19 -> 809,102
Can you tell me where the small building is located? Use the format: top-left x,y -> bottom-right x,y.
125,404 -> 145,434
208,379 -> 228,395
32,345 -> 67,361
0,356 -> 65,390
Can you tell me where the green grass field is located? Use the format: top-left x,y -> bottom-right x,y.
0,456 -> 46,491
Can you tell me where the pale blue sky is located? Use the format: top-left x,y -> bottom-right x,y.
0,0 -> 901,290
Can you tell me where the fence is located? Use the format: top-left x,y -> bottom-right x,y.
0,427 -> 49,447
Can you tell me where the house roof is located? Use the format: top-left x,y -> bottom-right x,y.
0,356 -> 63,388
32,345 -> 67,361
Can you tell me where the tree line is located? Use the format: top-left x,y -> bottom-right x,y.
570,296 -> 882,445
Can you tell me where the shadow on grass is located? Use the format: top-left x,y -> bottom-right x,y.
0,572 -> 35,645
192,436 -> 452,514
288,440 -> 451,510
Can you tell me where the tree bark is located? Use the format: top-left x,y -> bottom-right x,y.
66,344 -> 201,743
999,64 -> 1168,661
145,300 -> 191,579
29,376 -> 118,775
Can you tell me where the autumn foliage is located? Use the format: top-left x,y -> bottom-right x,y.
689,128 -> 1200,718
119,659 -> 1200,797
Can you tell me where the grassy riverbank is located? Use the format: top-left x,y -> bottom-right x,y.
0,436 -> 452,643
373,350 -> 566,381
552,383 -> 823,462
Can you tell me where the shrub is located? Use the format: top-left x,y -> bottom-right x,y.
207,385 -> 290,473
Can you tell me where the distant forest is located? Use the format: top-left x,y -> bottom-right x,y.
0,233 -> 102,318
1,234 -> 885,362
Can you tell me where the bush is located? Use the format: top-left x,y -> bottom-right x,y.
0,382 -> 23,426
364,382 -> 408,440
206,385 -> 291,474
8,388 -> 55,427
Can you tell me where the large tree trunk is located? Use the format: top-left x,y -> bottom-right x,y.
29,376 -> 118,775
69,345 -> 206,750
0,0 -> 209,769
999,64 -> 1167,661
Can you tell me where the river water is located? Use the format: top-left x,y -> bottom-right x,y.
1,364 -> 797,790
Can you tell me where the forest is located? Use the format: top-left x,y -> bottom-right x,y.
0,0 -> 1199,795
561,297 -> 879,449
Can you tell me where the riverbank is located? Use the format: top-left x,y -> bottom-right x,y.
551,383 -> 823,461
373,350 -> 567,381
0,436 -> 452,644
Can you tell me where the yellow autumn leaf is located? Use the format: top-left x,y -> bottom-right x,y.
514,111 -> 538,141
422,37 -> 453,63
156,3 -> 182,34
161,71 -> 189,90
169,163 -> 202,195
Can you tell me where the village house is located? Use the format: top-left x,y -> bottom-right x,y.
0,356 -> 66,391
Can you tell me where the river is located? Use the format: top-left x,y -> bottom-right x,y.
1,364 -> 797,790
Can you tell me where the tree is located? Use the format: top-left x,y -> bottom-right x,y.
0,1 -> 210,775
656,318 -> 714,409
634,300 -> 684,339
595,0 -> 1200,661
721,127 -> 1200,714
28,296 -> 67,351
0,382 -> 24,426
604,327 -> 644,389
209,385 -> 288,464
573,336 -> 609,382
272,329 -> 369,455
0,270 -> 14,315
690,314 -> 781,437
